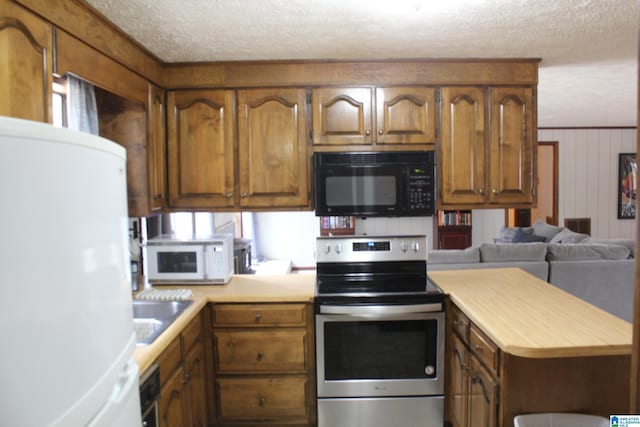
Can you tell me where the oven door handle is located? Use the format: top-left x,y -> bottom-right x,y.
318,303 -> 442,316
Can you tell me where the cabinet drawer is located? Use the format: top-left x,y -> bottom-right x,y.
214,329 -> 308,373
213,303 -> 307,327
216,376 -> 309,420
156,336 -> 181,387
450,303 -> 470,342
182,312 -> 202,353
469,324 -> 499,376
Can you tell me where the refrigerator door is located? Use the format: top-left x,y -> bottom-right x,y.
0,117 -> 140,426
87,358 -> 140,427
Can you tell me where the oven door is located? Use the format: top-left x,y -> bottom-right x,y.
146,244 -> 206,282
315,303 -> 444,398
314,164 -> 407,217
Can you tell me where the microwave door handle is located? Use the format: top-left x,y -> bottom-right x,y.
203,245 -> 211,280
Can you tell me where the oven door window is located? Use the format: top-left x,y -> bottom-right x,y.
323,318 -> 438,380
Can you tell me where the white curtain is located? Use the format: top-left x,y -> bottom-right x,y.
66,75 -> 99,135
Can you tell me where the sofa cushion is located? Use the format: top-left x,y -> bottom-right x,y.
512,228 -> 546,243
495,226 -> 533,243
583,238 -> 636,258
479,242 -> 547,262
546,243 -> 631,261
549,228 -> 590,244
532,219 -> 564,242
428,247 -> 480,264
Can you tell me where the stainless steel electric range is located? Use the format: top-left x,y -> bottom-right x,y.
315,235 -> 445,427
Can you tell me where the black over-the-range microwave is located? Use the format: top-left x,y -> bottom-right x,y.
313,151 -> 435,217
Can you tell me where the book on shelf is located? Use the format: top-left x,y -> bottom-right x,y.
438,210 -> 472,226
320,216 -> 355,235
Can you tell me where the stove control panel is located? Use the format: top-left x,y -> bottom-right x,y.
316,235 -> 427,263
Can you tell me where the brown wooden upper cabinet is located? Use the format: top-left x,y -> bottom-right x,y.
0,1 -> 53,122
167,88 -> 310,210
312,86 -> 436,146
439,86 -> 535,208
237,88 -> 310,208
167,90 -> 236,209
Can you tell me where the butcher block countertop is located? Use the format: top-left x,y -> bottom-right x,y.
134,274 -> 315,374
429,268 -> 632,358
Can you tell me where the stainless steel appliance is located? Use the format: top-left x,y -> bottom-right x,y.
315,235 -> 444,427
233,238 -> 254,274
146,234 -> 234,284
314,151 -> 435,217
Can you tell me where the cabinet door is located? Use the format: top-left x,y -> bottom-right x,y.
488,87 -> 535,205
184,341 -> 207,427
312,87 -> 373,145
0,1 -> 53,122
237,88 -> 310,208
148,84 -> 167,211
376,86 -> 436,144
468,356 -> 498,427
440,87 -> 486,206
448,334 -> 468,427
159,366 -> 187,427
167,90 -> 235,208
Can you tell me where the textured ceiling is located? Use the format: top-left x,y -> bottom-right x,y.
85,0 -> 638,127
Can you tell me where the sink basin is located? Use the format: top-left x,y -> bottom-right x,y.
132,300 -> 193,345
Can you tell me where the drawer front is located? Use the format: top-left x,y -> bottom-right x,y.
469,324 -> 499,376
450,304 -> 470,342
214,329 -> 308,373
156,336 -> 181,387
181,312 -> 202,353
213,303 -> 307,327
216,376 -> 309,420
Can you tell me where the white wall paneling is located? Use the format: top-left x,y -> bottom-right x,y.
538,128 -> 637,239
355,216 -> 435,250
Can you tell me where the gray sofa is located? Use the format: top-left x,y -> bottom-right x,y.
429,221 -> 636,322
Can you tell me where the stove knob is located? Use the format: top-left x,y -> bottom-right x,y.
323,244 -> 331,254
334,243 -> 342,254
412,241 -> 420,252
400,241 -> 408,253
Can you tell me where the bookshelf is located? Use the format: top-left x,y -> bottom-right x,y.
436,210 -> 472,249
319,216 -> 356,236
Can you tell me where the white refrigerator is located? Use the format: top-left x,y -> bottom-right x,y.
0,117 -> 141,426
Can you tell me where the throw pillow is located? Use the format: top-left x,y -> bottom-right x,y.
512,228 -> 546,243
532,219 -> 564,242
495,226 -> 533,243
549,228 -> 589,244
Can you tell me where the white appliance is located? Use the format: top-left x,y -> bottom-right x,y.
146,234 -> 234,284
0,117 -> 141,426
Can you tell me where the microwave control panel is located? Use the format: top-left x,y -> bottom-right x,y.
407,165 -> 434,215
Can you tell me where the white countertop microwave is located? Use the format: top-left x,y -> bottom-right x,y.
146,234 -> 234,284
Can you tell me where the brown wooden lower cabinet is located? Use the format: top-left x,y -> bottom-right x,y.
446,301 -> 630,427
156,310 -> 208,427
210,302 -> 316,426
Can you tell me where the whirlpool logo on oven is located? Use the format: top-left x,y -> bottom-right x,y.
612,415 -> 640,427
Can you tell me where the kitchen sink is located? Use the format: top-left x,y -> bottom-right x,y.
132,300 -> 193,345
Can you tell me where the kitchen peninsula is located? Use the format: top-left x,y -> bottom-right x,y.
135,269 -> 631,427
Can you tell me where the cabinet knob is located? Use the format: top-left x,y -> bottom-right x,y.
492,188 -> 498,195
478,189 -> 485,195
241,192 -> 248,198
259,396 -> 266,407
226,192 -> 233,198
475,344 -> 483,352
255,313 -> 262,322
257,351 -> 264,361
365,129 -> 371,136
378,129 -> 384,135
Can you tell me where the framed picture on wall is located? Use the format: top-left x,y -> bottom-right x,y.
617,152 -> 637,219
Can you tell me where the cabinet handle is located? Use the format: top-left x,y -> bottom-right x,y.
365,129 -> 371,136
255,313 -> 262,322
259,396 -> 266,407
478,189 -> 485,195
257,351 -> 264,361
378,129 -> 384,135
226,192 -> 233,198
475,344 -> 484,352
241,192 -> 248,198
